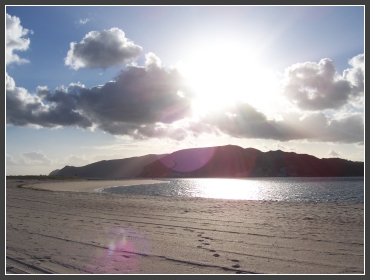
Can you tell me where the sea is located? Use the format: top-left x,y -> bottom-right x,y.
99,177 -> 364,204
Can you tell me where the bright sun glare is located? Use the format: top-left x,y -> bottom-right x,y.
178,43 -> 279,117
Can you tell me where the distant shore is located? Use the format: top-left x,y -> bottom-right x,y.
6,178 -> 364,274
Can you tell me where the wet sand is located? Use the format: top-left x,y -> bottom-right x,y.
6,178 -> 364,274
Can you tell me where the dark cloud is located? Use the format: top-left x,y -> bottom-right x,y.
6,73 -> 92,128
279,111 -> 364,144
65,28 -> 143,69
136,124 -> 189,141
280,56 -> 363,111
322,114 -> 364,144
6,13 -> 32,65
6,53 -> 193,139
79,53 -> 193,126
196,104 -> 363,144
200,103 -> 304,141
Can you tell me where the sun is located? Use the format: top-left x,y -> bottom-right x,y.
178,42 -> 279,117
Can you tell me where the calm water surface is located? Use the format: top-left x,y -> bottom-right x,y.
100,177 -> 364,204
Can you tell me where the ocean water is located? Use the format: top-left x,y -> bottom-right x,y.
100,177 -> 364,204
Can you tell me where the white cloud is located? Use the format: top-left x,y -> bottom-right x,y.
343,54 -> 364,107
6,13 -> 32,65
64,28 -> 143,70
79,18 -> 90,25
145,52 -> 162,70
280,55 -> 363,111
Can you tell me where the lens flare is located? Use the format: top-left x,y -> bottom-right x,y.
87,226 -> 151,274
158,146 -> 216,173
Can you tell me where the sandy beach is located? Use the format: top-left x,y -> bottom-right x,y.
6,178 -> 364,274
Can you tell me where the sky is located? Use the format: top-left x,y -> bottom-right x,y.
5,6 -> 364,176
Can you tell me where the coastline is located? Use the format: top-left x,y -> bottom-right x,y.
19,178 -> 167,193
6,178 -> 364,274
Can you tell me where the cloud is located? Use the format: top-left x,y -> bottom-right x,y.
21,151 -> 52,165
196,104 -> 363,144
343,54 -> 364,107
280,55 -> 364,111
274,143 -> 287,150
145,52 -> 162,69
281,111 -> 364,144
7,54 -> 193,138
79,18 -> 90,25
64,155 -> 90,167
6,52 -> 364,145
6,152 -> 52,166
289,146 -> 296,152
321,113 -> 364,144
65,28 -> 143,70
6,155 -> 19,166
6,73 -> 92,128
6,13 -> 33,65
328,149 -> 340,157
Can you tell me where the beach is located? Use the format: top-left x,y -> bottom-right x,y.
6,178 -> 364,274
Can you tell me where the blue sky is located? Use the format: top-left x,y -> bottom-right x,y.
6,6 -> 364,175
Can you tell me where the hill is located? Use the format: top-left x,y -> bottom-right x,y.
52,154 -> 163,179
49,145 -> 364,178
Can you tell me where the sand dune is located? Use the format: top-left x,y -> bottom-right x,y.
6,179 -> 364,274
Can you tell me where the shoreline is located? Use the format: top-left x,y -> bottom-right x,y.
18,178 -> 167,193
6,178 -> 364,274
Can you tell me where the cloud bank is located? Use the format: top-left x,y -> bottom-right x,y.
65,28 -> 143,69
6,53 -> 364,145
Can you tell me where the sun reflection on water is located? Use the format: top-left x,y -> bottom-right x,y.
102,177 -> 364,204
190,178 -> 263,200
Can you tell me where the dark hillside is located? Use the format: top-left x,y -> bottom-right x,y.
50,145 -> 364,179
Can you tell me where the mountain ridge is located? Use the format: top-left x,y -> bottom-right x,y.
49,145 -> 364,179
